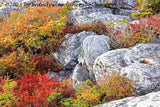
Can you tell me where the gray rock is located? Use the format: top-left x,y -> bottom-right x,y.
117,9 -> 137,16
69,15 -> 93,26
71,64 -> 89,86
87,12 -> 132,24
69,7 -> 112,18
47,71 -> 59,79
95,91 -> 160,107
70,12 -> 132,26
58,0 -> 104,6
0,0 -> 21,5
21,0 -> 36,5
93,42 -> 160,95
47,70 -> 73,81
20,0 -> 57,5
0,6 -> 18,17
53,31 -> 110,82
19,0 -> 104,6
121,59 -> 160,95
67,0 -> 136,26
53,31 -> 99,70
78,35 -> 110,79
104,0 -> 137,9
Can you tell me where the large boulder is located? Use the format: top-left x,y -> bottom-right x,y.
53,31 -> 110,71
53,31 -> 110,82
95,91 -> 160,107
53,31 -> 96,70
78,35 -> 110,79
93,42 -> 160,95
120,58 -> 160,95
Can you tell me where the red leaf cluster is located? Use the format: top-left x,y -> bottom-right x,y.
13,74 -> 60,107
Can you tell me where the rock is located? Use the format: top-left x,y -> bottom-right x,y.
69,15 -> 93,26
0,6 -> 18,17
47,70 -> 73,81
20,0 -> 104,6
71,64 -> 89,86
78,35 -> 110,79
69,7 -> 112,18
67,0 -> 136,26
47,71 -> 59,79
70,12 -> 132,26
19,0 -> 136,8
95,91 -> 160,107
58,0 -> 104,6
116,9 -> 137,16
87,12 -> 132,23
21,0 -> 56,5
47,66 -> 88,83
0,0 -> 21,5
120,58 -> 160,95
53,31 -> 98,70
53,31 -> 110,82
104,0 -> 137,9
93,42 -> 160,95
21,0 -> 36,5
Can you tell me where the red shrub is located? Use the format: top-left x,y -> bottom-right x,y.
110,13 -> 160,49
12,74 -> 75,107
128,13 -> 160,39
13,74 -> 60,107
63,21 -> 108,35
31,55 -> 62,74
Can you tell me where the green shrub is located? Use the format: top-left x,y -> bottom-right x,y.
65,72 -> 137,107
60,98 -> 89,107
132,0 -> 160,19
0,76 -> 17,107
